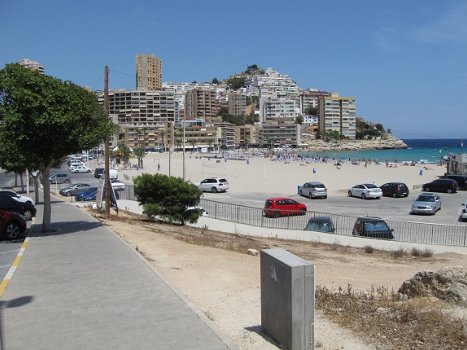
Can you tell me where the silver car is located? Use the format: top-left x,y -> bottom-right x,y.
300,182 -> 327,199
348,184 -> 382,199
198,177 -> 230,193
410,193 -> 441,215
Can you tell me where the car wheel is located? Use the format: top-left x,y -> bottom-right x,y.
348,191 -> 352,197
392,193 -> 397,198
23,210 -> 33,221
447,188 -> 453,194
66,192 -> 72,196
323,196 -> 327,199
211,187 -> 218,193
64,179 -> 70,183
300,208 -> 306,215
273,211 -> 280,218
309,193 -> 313,199
3,221 -> 21,240
361,193 -> 366,199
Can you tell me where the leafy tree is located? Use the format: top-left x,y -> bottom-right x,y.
245,113 -> 259,125
115,143 -> 131,164
133,173 -> 203,225
295,115 -> 304,125
226,76 -> 245,90
305,106 -> 318,116
133,148 -> 146,168
0,64 -> 115,232
211,78 -> 219,85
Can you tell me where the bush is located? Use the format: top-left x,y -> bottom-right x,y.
133,173 -> 203,225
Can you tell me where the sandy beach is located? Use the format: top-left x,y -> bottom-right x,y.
119,151 -> 446,196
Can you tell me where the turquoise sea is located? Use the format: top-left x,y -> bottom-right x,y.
299,139 -> 466,163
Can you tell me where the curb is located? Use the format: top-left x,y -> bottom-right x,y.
0,236 -> 30,298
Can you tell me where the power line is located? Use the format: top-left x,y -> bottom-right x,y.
109,69 -> 133,77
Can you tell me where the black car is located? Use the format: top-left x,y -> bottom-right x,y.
94,167 -> 104,179
304,216 -> 335,233
441,175 -> 467,190
380,182 -> 409,198
0,193 -> 36,221
422,178 -> 458,193
352,216 -> 394,240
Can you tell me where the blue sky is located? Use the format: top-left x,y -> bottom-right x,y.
1,0 -> 466,139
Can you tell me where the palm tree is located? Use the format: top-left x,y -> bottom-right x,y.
133,148 -> 146,169
158,130 -> 166,151
115,143 -> 131,165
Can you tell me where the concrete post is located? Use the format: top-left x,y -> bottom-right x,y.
261,248 -> 314,350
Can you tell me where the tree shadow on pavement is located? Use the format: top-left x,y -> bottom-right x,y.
28,221 -> 104,237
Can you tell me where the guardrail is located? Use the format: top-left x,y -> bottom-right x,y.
199,199 -> 467,247
119,186 -> 467,247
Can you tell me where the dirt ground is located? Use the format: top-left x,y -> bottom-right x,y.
92,209 -> 467,350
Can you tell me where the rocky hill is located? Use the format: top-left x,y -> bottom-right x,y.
300,133 -> 408,151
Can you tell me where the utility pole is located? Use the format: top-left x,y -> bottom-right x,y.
168,122 -> 171,176
104,65 -> 111,218
182,120 -> 186,180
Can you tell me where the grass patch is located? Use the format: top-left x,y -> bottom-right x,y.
316,284 -> 466,350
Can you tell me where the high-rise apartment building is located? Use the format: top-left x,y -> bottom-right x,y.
318,93 -> 356,139
136,54 -> 162,90
185,88 -> 221,123
17,58 -> 44,74
228,91 -> 246,116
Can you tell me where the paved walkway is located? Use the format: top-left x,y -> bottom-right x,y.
0,199 -> 236,350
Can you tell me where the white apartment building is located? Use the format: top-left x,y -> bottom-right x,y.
259,95 -> 300,123
245,68 -> 299,97
17,58 -> 44,74
259,118 -> 301,147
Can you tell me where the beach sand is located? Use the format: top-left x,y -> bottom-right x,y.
120,151 -> 446,196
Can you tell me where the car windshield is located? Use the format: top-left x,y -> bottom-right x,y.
364,221 -> 389,232
219,179 -> 228,183
417,195 -> 435,202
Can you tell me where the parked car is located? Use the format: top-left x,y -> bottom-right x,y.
94,167 -> 105,178
410,193 -> 441,215
49,173 -> 71,184
80,190 -> 98,202
110,179 -> 126,191
441,175 -> 467,190
75,187 -> 98,201
198,177 -> 230,193
299,182 -> 327,199
422,178 -> 458,193
68,160 -> 84,168
0,193 -> 36,220
69,165 -> 91,173
0,189 -> 35,205
460,201 -> 467,222
0,209 -> 27,240
348,184 -> 382,199
263,198 -> 307,217
304,216 -> 335,233
59,183 -> 91,196
352,216 -> 394,239
380,182 -> 409,198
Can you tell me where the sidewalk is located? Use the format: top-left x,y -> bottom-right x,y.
0,199 -> 236,350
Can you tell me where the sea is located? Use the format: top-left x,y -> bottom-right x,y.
299,139 -> 466,163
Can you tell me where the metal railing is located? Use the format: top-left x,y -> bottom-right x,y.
120,185 -> 467,247
199,199 -> 467,247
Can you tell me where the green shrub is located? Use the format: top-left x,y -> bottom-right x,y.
133,173 -> 203,225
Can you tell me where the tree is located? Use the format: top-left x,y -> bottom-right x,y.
305,106 -> 318,116
133,148 -> 145,169
211,78 -> 219,85
295,115 -> 304,125
133,173 -> 203,225
226,76 -> 245,90
0,64 -> 115,232
115,143 -> 131,165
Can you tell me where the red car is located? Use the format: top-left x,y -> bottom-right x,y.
263,198 -> 307,218
0,209 -> 27,240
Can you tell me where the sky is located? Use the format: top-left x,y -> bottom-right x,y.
1,0 -> 466,139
